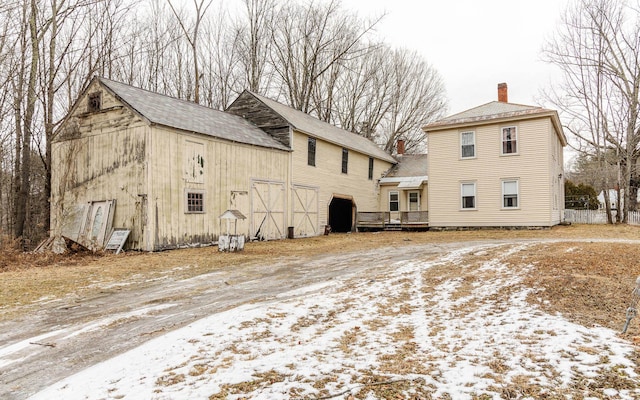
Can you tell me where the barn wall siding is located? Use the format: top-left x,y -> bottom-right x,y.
290,130 -> 394,232
51,91 -> 149,249
148,126 -> 290,250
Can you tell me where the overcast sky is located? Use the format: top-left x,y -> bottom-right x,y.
342,0 -> 571,115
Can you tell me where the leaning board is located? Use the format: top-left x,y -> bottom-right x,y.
105,229 -> 130,254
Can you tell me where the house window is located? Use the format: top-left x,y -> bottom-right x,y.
502,126 -> 517,154
368,157 -> 374,180
461,131 -> 475,158
341,148 -> 348,174
461,182 -> 476,209
408,191 -> 420,211
186,191 -> 205,213
88,92 -> 102,112
389,191 -> 399,212
502,180 -> 519,208
308,137 -> 316,166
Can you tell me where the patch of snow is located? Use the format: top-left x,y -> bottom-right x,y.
29,244 -> 640,400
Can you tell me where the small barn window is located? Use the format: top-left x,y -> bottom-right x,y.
308,137 -> 316,166
368,157 -> 374,180
88,92 -> 102,112
341,148 -> 349,174
186,191 -> 205,213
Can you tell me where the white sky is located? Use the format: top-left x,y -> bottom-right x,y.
342,0 -> 571,114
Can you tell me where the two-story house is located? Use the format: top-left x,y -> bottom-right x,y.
423,83 -> 566,228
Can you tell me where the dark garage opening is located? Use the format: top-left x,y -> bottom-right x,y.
328,197 -> 354,233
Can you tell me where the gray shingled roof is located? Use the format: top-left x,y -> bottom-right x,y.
99,78 -> 289,151
248,92 -> 396,163
425,101 -> 551,128
423,101 -> 567,145
379,154 -> 428,187
384,154 -> 428,178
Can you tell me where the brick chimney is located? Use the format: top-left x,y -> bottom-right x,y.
397,138 -> 405,156
498,83 -> 508,102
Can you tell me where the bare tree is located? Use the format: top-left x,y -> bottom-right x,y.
236,0 -> 275,93
269,0 -> 382,113
543,0 -> 640,222
167,0 -> 213,104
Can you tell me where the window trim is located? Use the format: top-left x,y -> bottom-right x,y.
307,137 -> 316,167
501,179 -> 519,209
501,126 -> 518,156
389,191 -> 399,212
341,148 -> 349,174
368,157 -> 374,180
185,189 -> 206,214
460,131 -> 476,159
460,181 -> 477,210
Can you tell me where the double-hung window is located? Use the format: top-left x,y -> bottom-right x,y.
408,191 -> 420,211
307,137 -> 316,166
461,182 -> 476,209
502,180 -> 519,208
389,191 -> 399,212
341,148 -> 349,174
502,126 -> 517,154
461,131 -> 475,158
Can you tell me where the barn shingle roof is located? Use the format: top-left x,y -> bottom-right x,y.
98,78 -> 289,151
246,91 -> 397,163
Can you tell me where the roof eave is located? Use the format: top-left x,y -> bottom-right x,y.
423,110 -> 568,147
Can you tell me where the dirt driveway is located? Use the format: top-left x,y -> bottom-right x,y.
1,225 -> 640,399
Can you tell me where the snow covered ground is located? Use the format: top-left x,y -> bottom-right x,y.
28,243 -> 639,399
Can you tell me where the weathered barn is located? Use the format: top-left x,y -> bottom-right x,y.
51,78 -> 396,251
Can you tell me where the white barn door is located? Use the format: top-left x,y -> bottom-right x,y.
292,185 -> 319,237
251,180 -> 285,240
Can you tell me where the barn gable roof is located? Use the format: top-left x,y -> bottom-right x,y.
229,91 -> 396,164
97,77 -> 289,151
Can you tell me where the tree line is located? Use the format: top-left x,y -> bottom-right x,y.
0,0 -> 448,247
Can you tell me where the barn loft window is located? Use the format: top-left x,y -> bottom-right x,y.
368,157 -> 374,180
308,137 -> 316,166
88,92 -> 102,112
341,148 -> 349,174
185,191 -> 205,213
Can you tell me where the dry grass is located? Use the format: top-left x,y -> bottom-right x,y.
1,224 -> 640,324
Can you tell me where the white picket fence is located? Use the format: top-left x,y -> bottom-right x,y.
564,209 -> 640,225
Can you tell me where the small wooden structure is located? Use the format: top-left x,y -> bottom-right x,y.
218,210 -> 246,252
